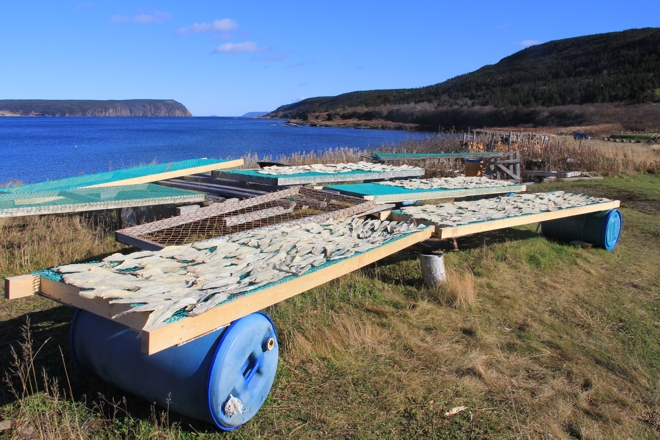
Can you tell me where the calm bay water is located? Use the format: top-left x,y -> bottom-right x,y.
0,117 -> 428,185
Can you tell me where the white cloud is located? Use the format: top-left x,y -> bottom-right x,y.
110,11 -> 171,24
178,19 -> 238,36
265,52 -> 291,62
212,42 -> 267,54
519,39 -> 540,47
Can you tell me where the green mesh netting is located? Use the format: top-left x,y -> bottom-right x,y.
5,158 -> 235,193
0,183 -> 205,217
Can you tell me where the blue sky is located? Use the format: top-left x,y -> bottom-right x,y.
1,1 -> 658,116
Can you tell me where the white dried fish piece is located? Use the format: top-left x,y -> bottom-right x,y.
192,237 -> 229,250
95,289 -> 137,300
108,287 -> 196,304
191,256 -> 238,271
378,176 -> 518,191
194,266 -> 245,284
53,263 -> 101,273
66,274 -> 143,292
62,268 -> 118,285
154,245 -> 192,258
102,253 -> 129,262
169,248 -> 207,262
201,276 -> 242,290
141,259 -> 184,274
122,284 -> 186,298
188,293 -> 231,317
137,268 -> 165,280
257,161 -> 422,175
143,296 -> 201,330
400,192 -> 612,225
244,268 -> 283,284
226,246 -> 258,258
113,256 -> 161,271
112,302 -> 166,318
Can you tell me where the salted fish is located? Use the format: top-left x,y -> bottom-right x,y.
257,161 -> 422,175
59,217 -> 428,326
103,250 -> 154,263
400,192 -> 611,226
53,263 -> 101,273
377,176 -> 517,191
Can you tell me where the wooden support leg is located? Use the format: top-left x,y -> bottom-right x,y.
5,275 -> 40,299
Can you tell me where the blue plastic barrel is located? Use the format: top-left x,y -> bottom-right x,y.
70,310 -> 279,431
541,209 -> 622,251
464,157 -> 484,177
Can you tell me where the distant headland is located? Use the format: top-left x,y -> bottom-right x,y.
0,99 -> 192,117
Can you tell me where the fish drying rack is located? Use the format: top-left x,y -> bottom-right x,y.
115,186 -> 376,250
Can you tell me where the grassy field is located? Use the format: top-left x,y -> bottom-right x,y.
1,173 -> 659,438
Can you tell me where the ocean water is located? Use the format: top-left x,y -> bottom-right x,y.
0,117 -> 429,185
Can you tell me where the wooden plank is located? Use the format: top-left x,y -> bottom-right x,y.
114,231 -> 166,251
495,163 -> 520,180
437,201 -> 621,238
140,226 -> 434,354
85,159 -> 244,188
39,278 -> 148,331
352,204 -> 396,219
5,275 -> 40,299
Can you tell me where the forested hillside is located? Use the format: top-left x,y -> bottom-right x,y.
269,28 -> 660,129
0,100 -> 192,117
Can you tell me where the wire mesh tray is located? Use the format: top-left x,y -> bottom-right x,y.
115,186 -> 376,250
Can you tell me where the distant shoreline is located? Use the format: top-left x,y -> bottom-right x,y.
0,99 -> 192,117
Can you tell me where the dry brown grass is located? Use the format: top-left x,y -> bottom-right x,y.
242,147 -> 371,168
423,266 -> 477,310
0,212 -> 126,280
237,130 -> 660,179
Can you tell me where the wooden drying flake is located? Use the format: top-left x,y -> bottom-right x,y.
85,159 -> 244,188
140,226 -> 433,355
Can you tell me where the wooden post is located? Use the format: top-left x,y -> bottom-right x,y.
508,131 -> 512,151
419,254 -> 447,285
